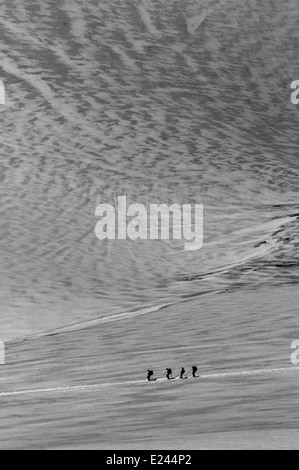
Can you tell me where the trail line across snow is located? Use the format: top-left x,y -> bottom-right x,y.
0,366 -> 298,398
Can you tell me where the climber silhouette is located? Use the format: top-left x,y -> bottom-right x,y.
192,365 -> 199,378
166,368 -> 173,380
147,369 -> 156,381
180,367 -> 187,379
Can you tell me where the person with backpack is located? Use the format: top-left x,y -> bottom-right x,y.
180,367 -> 187,379
147,369 -> 156,381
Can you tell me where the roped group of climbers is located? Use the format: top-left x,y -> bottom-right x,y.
147,366 -> 198,381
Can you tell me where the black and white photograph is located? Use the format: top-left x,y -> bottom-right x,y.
0,0 -> 298,452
